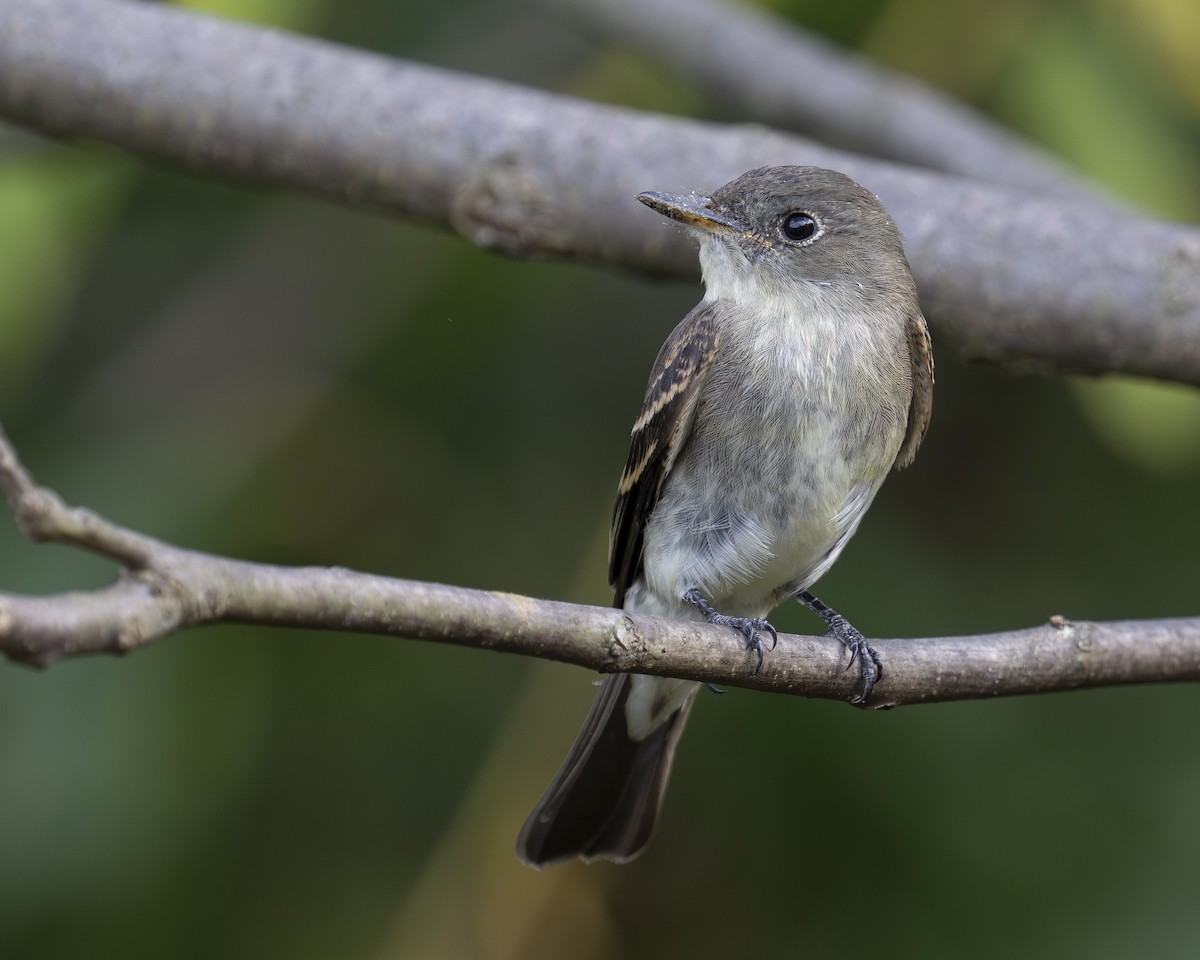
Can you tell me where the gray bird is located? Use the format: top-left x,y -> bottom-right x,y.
517,165 -> 933,867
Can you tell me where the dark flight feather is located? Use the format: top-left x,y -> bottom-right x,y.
608,303 -> 721,605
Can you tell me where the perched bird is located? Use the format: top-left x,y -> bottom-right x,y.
517,165 -> 933,867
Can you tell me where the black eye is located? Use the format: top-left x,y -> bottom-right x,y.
781,212 -> 818,242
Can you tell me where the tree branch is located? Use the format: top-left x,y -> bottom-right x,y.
549,0 -> 1109,204
2,424 -> 1197,708
0,0 -> 1198,385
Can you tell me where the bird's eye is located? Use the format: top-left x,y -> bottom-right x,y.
781,212 -> 818,242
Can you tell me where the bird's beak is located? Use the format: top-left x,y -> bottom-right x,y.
636,191 -> 749,237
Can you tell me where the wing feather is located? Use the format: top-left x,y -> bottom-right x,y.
608,304 -> 721,604
895,310 -> 934,468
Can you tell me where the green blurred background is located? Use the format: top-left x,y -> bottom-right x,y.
2,0 -> 1200,957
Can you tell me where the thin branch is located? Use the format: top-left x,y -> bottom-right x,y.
2,425 -> 1198,708
550,0 -> 1110,205
0,0 -> 1198,385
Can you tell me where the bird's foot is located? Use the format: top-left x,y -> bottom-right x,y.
796,590 -> 882,703
683,588 -> 778,675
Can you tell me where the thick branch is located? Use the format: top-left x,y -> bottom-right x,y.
0,0 -> 1198,384
2,426 -> 1197,708
552,0 -> 1107,204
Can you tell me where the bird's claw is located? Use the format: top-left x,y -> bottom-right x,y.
840,633 -> 882,704
683,589 -> 778,675
735,617 -> 777,674
826,617 -> 881,703
796,590 -> 883,704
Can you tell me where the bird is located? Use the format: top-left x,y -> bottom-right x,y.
516,165 -> 933,867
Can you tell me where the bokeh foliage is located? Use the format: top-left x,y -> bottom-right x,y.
2,1 -> 1199,957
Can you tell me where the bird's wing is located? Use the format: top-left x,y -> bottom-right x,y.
609,302 -> 722,605
895,309 -> 934,468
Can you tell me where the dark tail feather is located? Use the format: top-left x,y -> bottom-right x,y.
516,674 -> 692,867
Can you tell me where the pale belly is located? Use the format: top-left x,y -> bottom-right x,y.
629,375 -> 905,621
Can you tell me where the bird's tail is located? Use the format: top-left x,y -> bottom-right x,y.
516,673 -> 694,867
